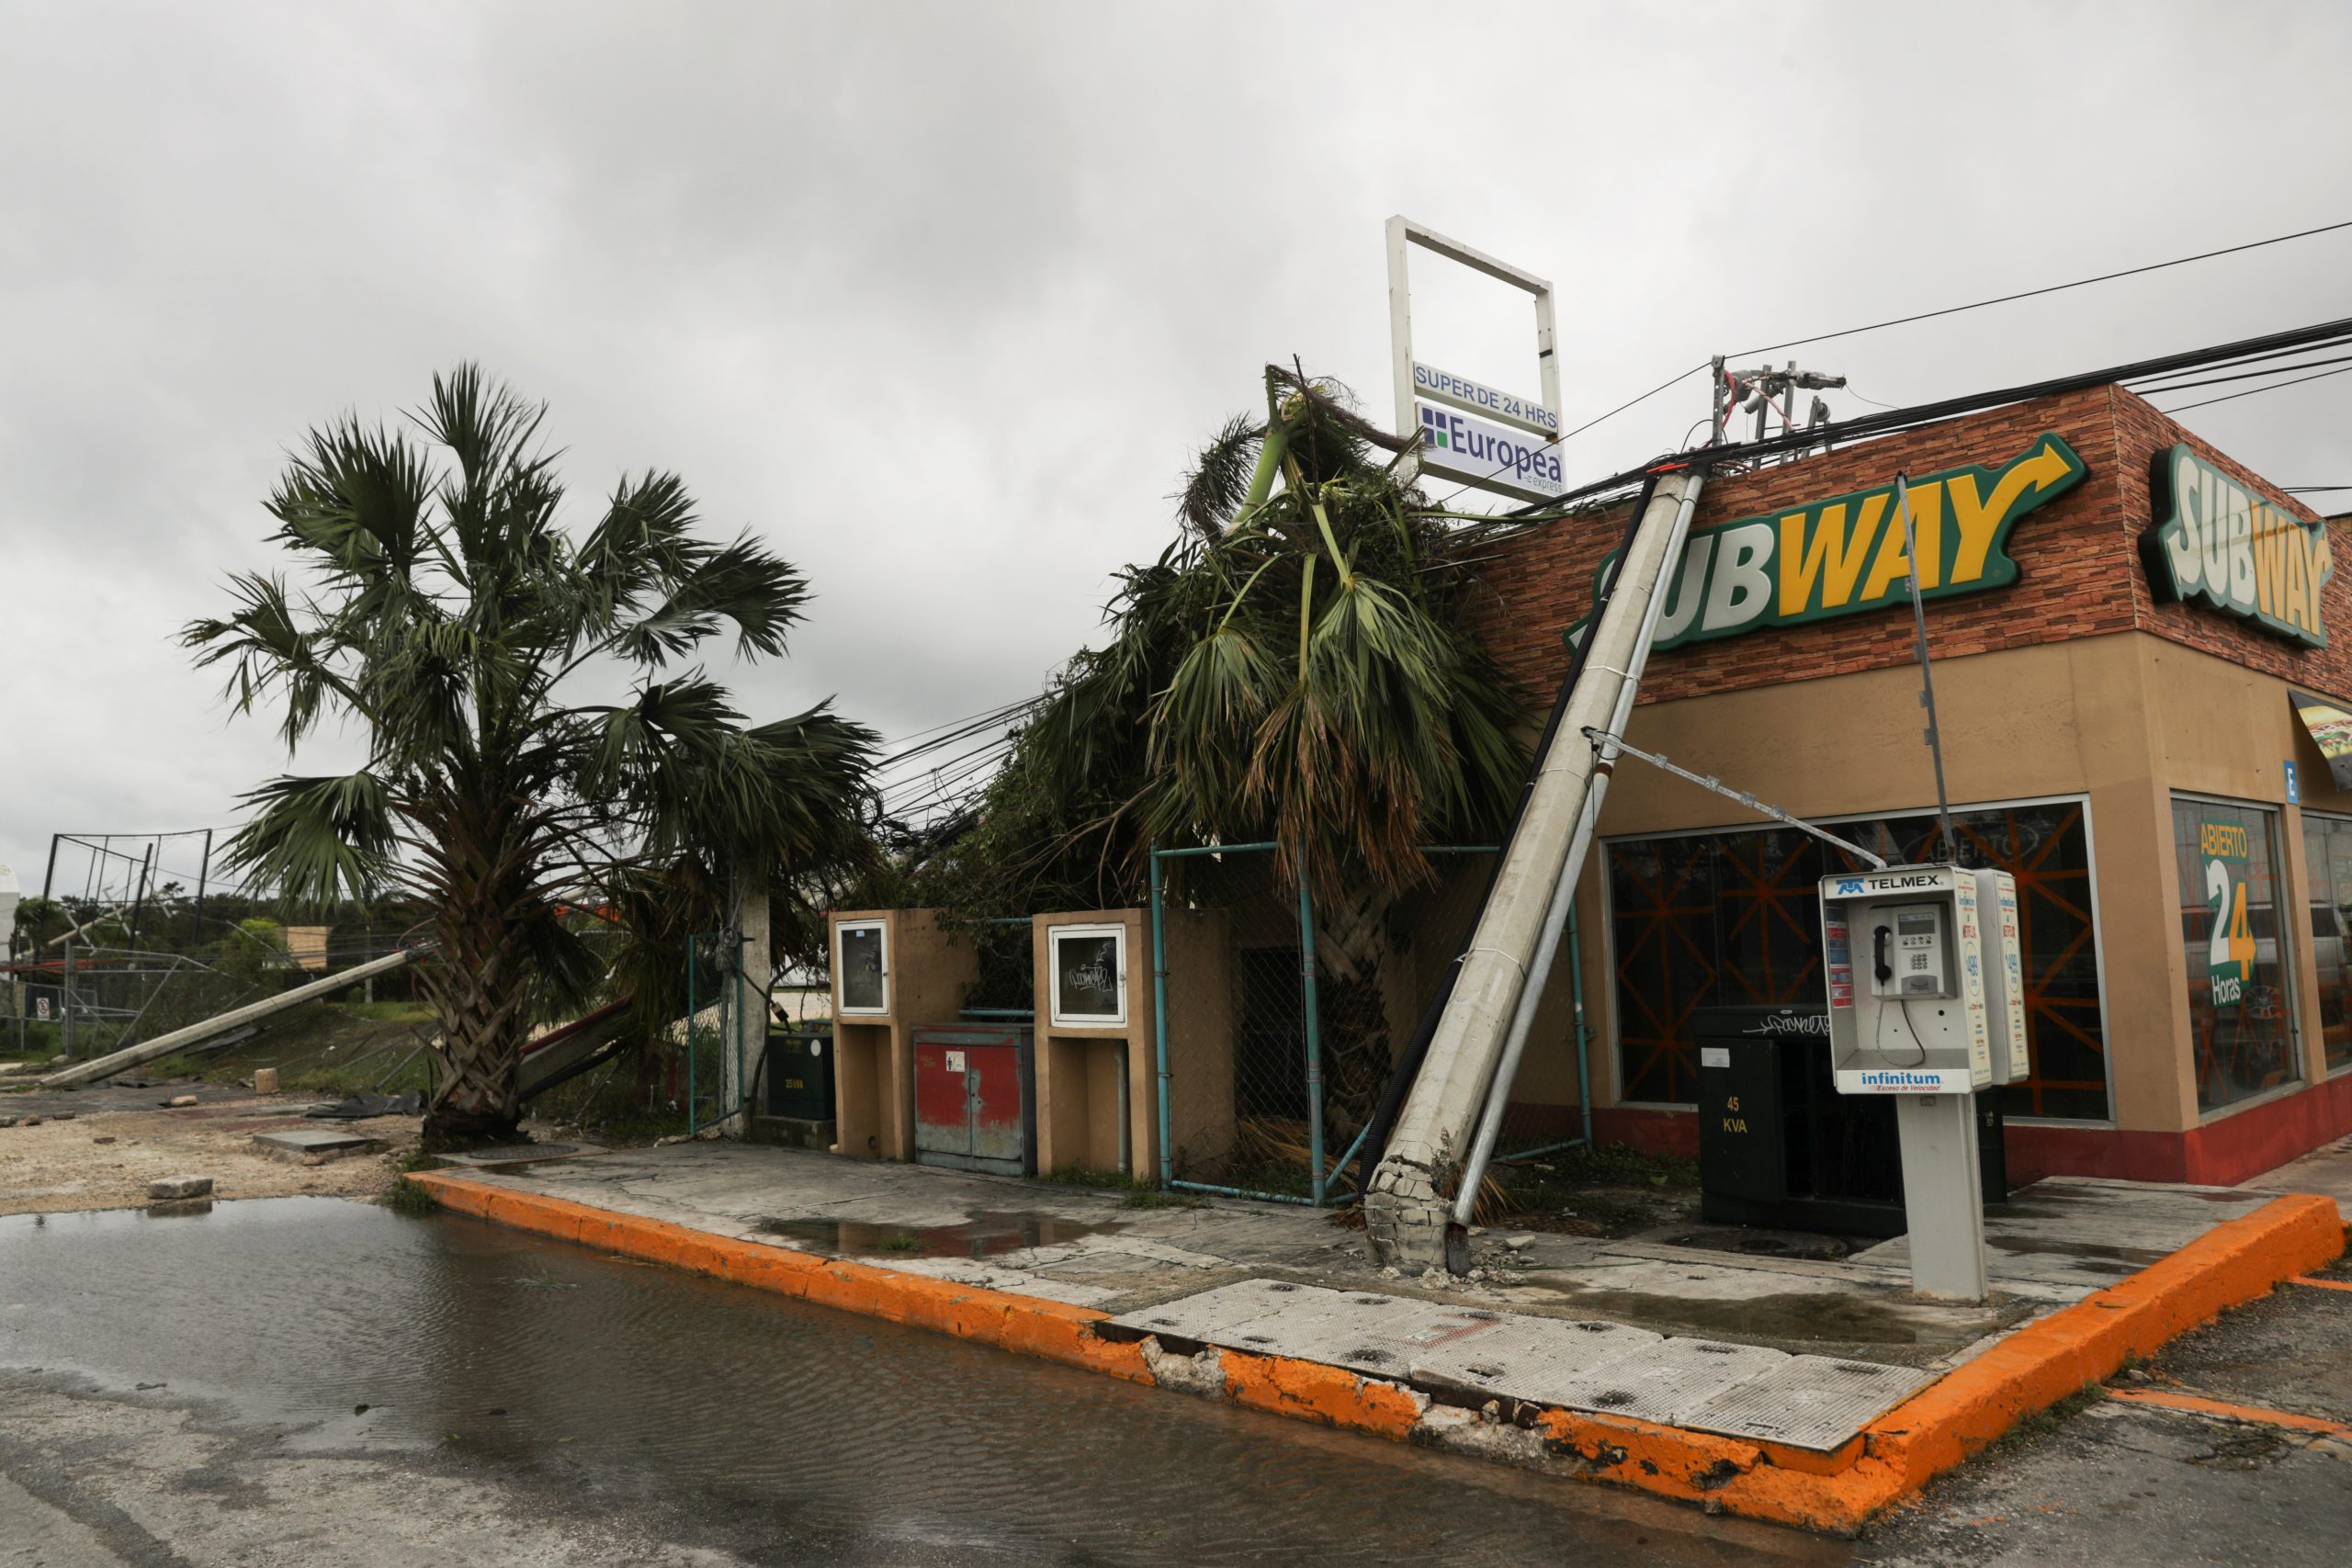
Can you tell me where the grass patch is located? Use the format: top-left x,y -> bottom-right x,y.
1039,1164 -> 1156,1192
876,1233 -> 922,1252
386,1176 -> 443,1215
1501,1141 -> 1699,1189
564,1104 -> 693,1147
1120,1190 -> 1210,1211
1990,1382 -> 2104,1451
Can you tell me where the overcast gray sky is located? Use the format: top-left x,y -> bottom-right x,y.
5,0 -> 2349,894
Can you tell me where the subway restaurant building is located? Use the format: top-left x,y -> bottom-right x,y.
1476,384 -> 2352,1187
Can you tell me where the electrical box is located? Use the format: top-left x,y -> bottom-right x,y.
912,1023 -> 1036,1177
1819,863 -> 2025,1094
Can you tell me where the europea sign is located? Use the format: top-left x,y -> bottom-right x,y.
1568,434 -> 2086,650
2143,444 -> 2332,648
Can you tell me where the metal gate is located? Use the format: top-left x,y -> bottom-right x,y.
1148,843 -> 1550,1205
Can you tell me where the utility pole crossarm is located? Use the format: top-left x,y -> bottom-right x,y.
1582,728 -> 1889,870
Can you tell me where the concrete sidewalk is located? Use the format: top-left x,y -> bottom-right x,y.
412,1141 -> 2343,1532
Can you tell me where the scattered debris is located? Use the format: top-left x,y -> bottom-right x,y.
147,1175 -> 214,1201
253,1067 -> 279,1095
164,1095 -> 198,1109
254,1128 -> 386,1164
304,1091 -> 422,1121
92,1136 -> 116,1145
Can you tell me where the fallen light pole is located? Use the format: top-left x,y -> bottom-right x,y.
36,946 -> 422,1089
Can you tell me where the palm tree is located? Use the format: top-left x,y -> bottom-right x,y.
185,366 -> 876,1147
1016,371 -> 1533,1143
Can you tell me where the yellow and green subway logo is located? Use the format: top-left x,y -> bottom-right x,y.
2143,444 -> 2332,648
1566,434 -> 2086,651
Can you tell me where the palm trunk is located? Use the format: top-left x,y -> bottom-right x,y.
1315,883 -> 1394,1142
416,812 -> 535,1150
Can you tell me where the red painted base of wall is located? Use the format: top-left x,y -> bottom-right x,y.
2007,1071 -> 2352,1188
1555,1071 -> 2352,1190
1589,1106 -> 1700,1161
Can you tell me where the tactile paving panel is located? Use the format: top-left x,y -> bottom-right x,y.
1409,1317 -> 1663,1403
1114,1278 -> 1323,1342
1255,1292 -> 1502,1378
1113,1281 -> 1924,1451
1679,1355 -> 1934,1450
1539,1337 -> 1791,1427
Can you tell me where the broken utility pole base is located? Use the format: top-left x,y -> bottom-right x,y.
1365,472 -> 1704,1270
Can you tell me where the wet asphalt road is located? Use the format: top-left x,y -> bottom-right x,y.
0,1198 -> 1835,1567
4,1195 -> 2347,1565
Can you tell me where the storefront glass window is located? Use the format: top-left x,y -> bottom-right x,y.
1606,800 -> 2109,1119
2173,797 -> 2301,1112
2303,812 -> 2352,1076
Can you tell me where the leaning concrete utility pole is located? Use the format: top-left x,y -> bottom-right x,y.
1364,469 -> 1704,1270
719,865 -> 770,1133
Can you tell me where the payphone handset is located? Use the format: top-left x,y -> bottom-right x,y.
1871,903 -> 1954,999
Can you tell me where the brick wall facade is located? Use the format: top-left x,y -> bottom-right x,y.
1472,384 -> 2352,706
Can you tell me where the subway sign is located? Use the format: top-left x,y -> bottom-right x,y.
1567,434 -> 2086,651
2143,444 -> 2332,648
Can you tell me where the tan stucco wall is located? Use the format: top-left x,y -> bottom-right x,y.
825,909 -> 978,1161
1029,909 -> 1156,1179
1515,628 -> 2338,1137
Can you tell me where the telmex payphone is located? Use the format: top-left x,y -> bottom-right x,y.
1815,863 -> 2030,1300
1817,863 -> 2030,1094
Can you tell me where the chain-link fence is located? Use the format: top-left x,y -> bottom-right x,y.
1151,843 -> 1570,1205
684,930 -> 735,1133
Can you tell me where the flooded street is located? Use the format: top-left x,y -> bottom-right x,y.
0,1198 -> 1842,1566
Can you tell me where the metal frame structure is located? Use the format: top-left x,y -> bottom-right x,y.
1385,215 -> 1562,504
1149,841 -> 1586,1208
40,829 -> 216,948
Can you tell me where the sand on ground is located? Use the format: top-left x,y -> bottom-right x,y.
0,1095 -> 420,1215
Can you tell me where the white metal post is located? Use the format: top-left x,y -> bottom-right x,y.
1385,215 -> 1419,486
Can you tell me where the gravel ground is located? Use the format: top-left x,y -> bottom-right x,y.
0,1092 -> 417,1215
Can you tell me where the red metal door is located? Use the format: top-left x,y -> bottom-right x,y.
914,1042 -> 972,1157
967,1043 -> 1023,1166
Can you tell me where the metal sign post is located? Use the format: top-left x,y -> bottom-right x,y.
1385,217 -> 1564,504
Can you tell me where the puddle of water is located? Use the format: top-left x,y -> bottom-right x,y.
0,1199 -> 1847,1567
1987,1235 -> 2167,1269
1664,1229 -> 1856,1262
756,1208 -> 1125,1260
1532,1283 -> 1929,1346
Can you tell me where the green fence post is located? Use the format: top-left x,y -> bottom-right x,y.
1150,845 -> 1174,1189
686,935 -> 698,1137
1296,866 -> 1325,1205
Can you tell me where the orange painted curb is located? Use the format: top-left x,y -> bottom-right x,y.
2105,1386 -> 2352,1438
406,1170 -> 2340,1535
2288,1273 -> 2352,1294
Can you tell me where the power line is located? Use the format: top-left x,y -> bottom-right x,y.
2127,346 -> 2352,398
1428,218 -> 2352,507
1500,310 -> 2352,519
1728,217 -> 2352,359
2159,358 -> 2352,415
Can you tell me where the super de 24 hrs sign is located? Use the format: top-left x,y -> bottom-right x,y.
1567,434 -> 2086,650
2143,444 -> 2333,648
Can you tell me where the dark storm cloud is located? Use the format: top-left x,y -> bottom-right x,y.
4,0 -> 2349,883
